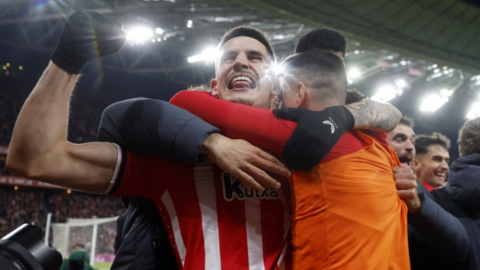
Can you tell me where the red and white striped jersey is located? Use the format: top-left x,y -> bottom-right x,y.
109,147 -> 291,270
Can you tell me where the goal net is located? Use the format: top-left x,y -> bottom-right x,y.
51,216 -> 118,267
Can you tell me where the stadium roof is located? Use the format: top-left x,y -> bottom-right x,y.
0,0 -> 479,158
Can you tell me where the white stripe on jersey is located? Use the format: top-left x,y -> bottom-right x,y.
277,240 -> 288,270
245,199 -> 265,270
194,165 -> 222,269
161,190 -> 186,267
277,206 -> 291,269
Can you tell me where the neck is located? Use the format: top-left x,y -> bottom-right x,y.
305,99 -> 342,111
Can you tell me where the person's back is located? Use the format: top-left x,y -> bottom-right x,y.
60,249 -> 94,270
290,130 -> 409,269
275,49 -> 409,269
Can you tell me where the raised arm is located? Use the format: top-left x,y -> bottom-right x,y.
346,98 -> 401,132
6,63 -> 117,193
6,12 -> 125,193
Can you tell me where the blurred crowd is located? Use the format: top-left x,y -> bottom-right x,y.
0,186 -> 125,254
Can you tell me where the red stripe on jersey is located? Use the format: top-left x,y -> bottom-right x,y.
260,199 -> 288,270
213,167 -> 250,269
168,168 -> 207,269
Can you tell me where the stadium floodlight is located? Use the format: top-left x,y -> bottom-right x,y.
466,101 -> 480,119
420,93 -> 449,113
348,67 -> 361,80
187,20 -> 193,28
126,27 -> 154,43
187,47 -> 218,63
395,79 -> 407,89
440,88 -> 454,97
371,84 -> 402,102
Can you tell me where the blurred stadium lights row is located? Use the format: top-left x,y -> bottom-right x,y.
125,19 -> 192,46
344,48 -> 480,119
1,0 -> 479,122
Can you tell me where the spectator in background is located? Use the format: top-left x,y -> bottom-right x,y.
413,133 -> 451,191
386,119 -> 469,270
386,117 -> 416,169
60,243 -> 96,270
431,117 -> 480,269
295,28 -> 346,61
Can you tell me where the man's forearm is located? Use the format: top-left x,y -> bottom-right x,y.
346,98 -> 401,132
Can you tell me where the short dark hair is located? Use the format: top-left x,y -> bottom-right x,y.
345,88 -> 366,104
415,132 -> 451,156
282,48 -> 347,104
295,28 -> 347,57
218,26 -> 275,60
72,243 -> 84,249
399,116 -> 414,129
458,117 -> 480,156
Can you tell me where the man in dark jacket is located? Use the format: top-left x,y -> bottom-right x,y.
386,117 -> 469,270
431,117 -> 480,270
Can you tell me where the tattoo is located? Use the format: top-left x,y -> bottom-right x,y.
345,99 -> 401,132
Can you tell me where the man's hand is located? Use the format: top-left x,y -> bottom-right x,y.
201,134 -> 291,191
51,11 -> 126,74
394,166 -> 421,214
273,106 -> 355,172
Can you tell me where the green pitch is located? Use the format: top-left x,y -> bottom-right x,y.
93,262 -> 113,269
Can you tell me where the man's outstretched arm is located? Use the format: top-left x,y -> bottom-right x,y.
98,98 -> 291,191
7,62 -> 117,193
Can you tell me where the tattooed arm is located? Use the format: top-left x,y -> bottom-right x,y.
345,98 -> 401,132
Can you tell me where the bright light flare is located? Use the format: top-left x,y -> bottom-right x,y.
466,102 -> 480,119
269,62 -> 285,77
187,20 -> 193,28
187,47 -> 218,63
420,94 -> 449,113
155,27 -> 164,35
348,67 -> 361,80
440,88 -> 454,97
372,84 -> 402,102
126,27 -> 154,43
395,79 -> 407,89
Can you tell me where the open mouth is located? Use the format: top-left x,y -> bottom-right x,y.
399,157 -> 412,168
227,75 -> 257,90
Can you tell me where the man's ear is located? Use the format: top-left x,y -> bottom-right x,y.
296,82 -> 307,108
210,79 -> 218,95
